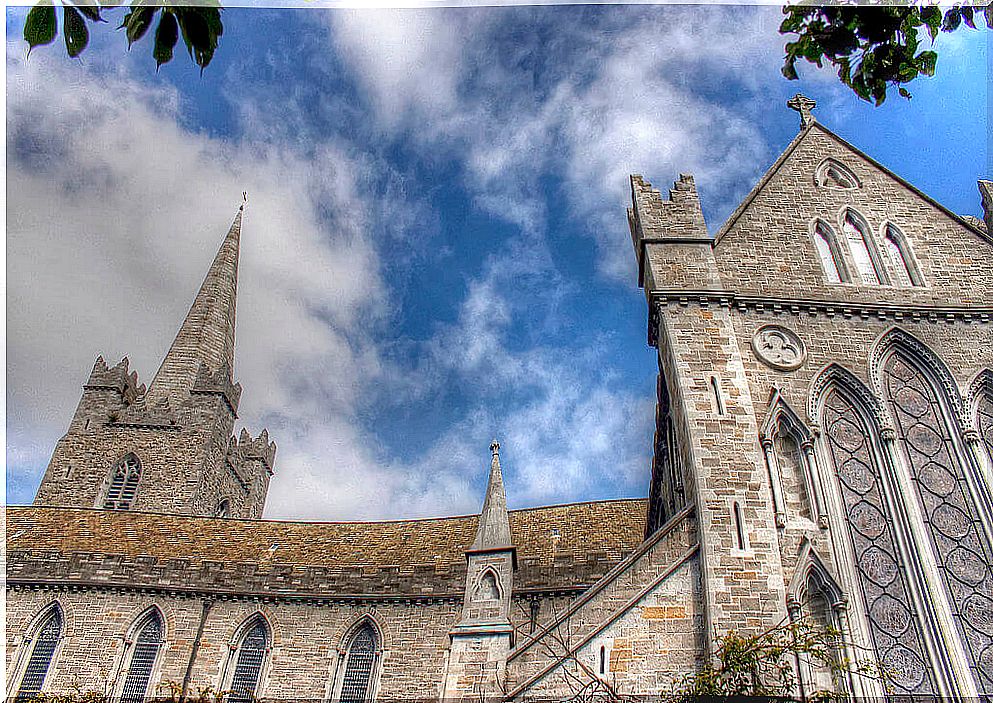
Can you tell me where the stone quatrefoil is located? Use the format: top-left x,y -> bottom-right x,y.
751,325 -> 807,371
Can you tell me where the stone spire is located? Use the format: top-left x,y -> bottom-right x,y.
471,440 -> 513,552
147,205 -> 244,404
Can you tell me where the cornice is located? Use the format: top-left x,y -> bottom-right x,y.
646,290 -> 992,347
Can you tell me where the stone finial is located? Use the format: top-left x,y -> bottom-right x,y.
979,180 -> 993,233
787,93 -> 817,129
490,439 -> 500,456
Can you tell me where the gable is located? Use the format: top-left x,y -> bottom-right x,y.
711,123 -> 993,307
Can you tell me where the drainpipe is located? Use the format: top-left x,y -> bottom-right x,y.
180,599 -> 214,701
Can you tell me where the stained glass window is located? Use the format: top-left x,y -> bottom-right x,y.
229,620 -> 268,703
16,606 -> 62,701
105,454 -> 142,510
822,389 -> 936,694
884,354 -> 993,692
340,624 -> 377,703
883,225 -> 921,287
120,611 -> 163,703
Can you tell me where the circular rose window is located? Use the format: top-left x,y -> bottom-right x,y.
751,324 -> 806,371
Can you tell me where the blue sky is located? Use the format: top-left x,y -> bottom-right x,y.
5,4 -> 989,520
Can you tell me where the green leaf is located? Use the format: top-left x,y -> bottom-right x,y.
942,7 -> 962,32
916,49 -> 938,76
23,1 -> 57,52
123,5 -> 155,47
153,10 -> 179,68
899,87 -> 911,99
68,0 -> 102,22
176,8 -> 219,69
961,6 -> 976,29
63,4 -> 89,57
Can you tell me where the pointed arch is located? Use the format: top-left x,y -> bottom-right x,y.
880,222 -> 924,287
816,157 -> 861,189
814,371 -> 940,695
874,333 -> 993,691
970,370 -> 993,469
119,606 -> 165,703
103,452 -> 142,510
810,219 -> 848,284
334,616 -> 383,703
225,613 -> 271,703
473,567 -> 503,601
788,540 -> 845,609
840,209 -> 886,285
761,388 -> 825,526
13,602 -> 64,700
808,363 -> 887,432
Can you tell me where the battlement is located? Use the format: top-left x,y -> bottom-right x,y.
228,427 -> 277,474
84,356 -> 145,404
190,361 -> 243,415
628,174 -> 708,247
112,395 -> 178,429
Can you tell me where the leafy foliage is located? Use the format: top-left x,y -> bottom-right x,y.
22,1 -> 223,71
781,2 -> 991,105
668,616 -> 885,702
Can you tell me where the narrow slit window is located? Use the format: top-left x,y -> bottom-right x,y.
813,224 -> 843,283
16,607 -> 62,701
104,454 -> 141,510
710,376 -> 725,416
120,611 -> 163,703
733,501 -> 746,551
842,213 -> 882,285
599,645 -> 607,675
884,224 -> 921,287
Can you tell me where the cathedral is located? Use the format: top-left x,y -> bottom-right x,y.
6,97 -> 993,702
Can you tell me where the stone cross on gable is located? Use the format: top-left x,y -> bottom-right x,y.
787,94 -> 817,128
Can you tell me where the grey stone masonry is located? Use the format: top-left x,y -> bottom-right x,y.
33,206 -> 275,519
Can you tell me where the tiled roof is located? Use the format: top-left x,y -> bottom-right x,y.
5,499 -> 647,597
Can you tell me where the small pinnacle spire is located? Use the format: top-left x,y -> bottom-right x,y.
471,440 -> 513,552
787,93 -> 817,129
146,205 -> 244,404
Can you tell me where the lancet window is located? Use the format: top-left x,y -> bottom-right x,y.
228,618 -> 269,703
104,454 -> 142,510
882,352 -> 993,691
883,224 -> 922,287
821,389 -> 936,694
842,212 -> 883,285
16,605 -> 63,701
340,623 -> 378,703
120,610 -> 163,703
813,223 -> 845,283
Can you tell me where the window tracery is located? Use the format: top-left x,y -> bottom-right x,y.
822,389 -> 936,694
229,618 -> 268,703
340,623 -> 378,703
817,159 -> 860,189
979,392 -> 993,464
105,454 -> 142,510
16,605 -> 62,701
120,610 -> 163,703
883,353 -> 993,691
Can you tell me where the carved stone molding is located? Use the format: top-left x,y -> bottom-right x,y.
752,324 -> 807,371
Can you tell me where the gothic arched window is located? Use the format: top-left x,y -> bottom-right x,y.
475,571 -> 500,600
882,352 -> 993,690
104,454 -> 142,510
979,390 -> 993,464
215,499 -> 231,518
813,222 -> 845,284
841,212 -> 883,285
339,623 -> 379,703
16,605 -> 63,700
228,618 -> 269,703
120,609 -> 164,703
821,388 -> 937,694
883,224 -> 922,287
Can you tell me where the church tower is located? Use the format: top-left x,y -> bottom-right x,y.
33,205 -> 275,519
